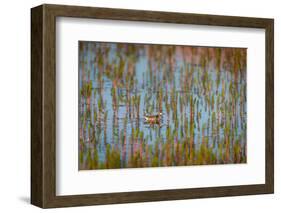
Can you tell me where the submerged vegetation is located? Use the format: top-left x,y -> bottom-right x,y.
78,41 -> 247,170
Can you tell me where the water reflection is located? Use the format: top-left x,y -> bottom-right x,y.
79,41 -> 247,170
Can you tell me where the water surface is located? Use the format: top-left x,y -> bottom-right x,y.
78,42 -> 247,170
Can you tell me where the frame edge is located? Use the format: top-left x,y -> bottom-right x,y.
265,19 -> 274,194
31,5 -> 44,208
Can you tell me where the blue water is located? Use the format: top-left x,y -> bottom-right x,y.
79,42 -> 247,169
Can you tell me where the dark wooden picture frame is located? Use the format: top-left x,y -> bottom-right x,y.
31,4 -> 274,208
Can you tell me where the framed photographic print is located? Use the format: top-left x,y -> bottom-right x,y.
31,4 -> 274,208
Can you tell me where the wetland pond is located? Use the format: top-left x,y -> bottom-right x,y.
78,41 -> 247,170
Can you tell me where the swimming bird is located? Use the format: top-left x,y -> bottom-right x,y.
144,112 -> 162,123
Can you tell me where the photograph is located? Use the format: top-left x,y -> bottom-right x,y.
28,2 -> 274,208
78,41 -> 247,170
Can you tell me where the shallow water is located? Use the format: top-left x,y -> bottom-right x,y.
79,42 -> 247,170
